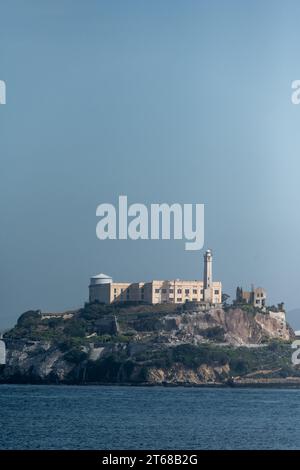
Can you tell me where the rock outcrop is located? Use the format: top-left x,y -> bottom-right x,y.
0,303 -> 297,385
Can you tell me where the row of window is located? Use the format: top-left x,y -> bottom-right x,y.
113,287 -> 220,296
114,293 -> 145,300
154,288 -> 220,295
114,288 -> 145,294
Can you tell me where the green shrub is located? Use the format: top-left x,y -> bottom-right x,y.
201,326 -> 225,342
229,358 -> 250,375
63,321 -> 86,338
64,348 -> 88,364
17,310 -> 40,327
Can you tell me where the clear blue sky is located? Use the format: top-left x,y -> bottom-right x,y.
1,0 -> 300,328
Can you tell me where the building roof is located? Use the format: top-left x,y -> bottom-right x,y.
91,273 -> 112,279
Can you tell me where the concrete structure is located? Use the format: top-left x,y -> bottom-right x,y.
236,285 -> 267,308
203,249 -> 213,302
89,250 -> 222,305
40,312 -> 74,320
269,310 -> 286,321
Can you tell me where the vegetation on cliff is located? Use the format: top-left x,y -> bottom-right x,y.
1,302 -> 298,385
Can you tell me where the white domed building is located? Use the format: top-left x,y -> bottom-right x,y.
89,273 -> 113,304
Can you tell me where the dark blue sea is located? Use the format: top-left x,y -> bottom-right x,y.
0,385 -> 299,449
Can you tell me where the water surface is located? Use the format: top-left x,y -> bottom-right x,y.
0,385 -> 298,449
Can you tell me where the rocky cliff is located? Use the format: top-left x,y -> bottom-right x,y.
0,302 -> 298,385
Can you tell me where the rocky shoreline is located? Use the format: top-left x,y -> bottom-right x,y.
1,302 -> 299,386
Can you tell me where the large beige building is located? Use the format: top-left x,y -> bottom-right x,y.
89,249 -> 222,305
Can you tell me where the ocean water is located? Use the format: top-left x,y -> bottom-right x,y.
0,385 -> 299,450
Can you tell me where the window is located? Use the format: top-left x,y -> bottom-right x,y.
169,289 -> 174,294
214,290 -> 219,295
185,289 -> 189,294
256,299 -> 260,304
193,289 -> 197,294
155,289 -> 160,293
177,298 -> 182,302
177,289 -> 182,294
114,294 -> 117,299
114,288 -> 117,293
201,289 -> 204,294
162,289 -> 167,294
141,294 -> 144,300
192,298 -> 197,301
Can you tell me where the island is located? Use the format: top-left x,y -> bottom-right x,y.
1,299 -> 299,386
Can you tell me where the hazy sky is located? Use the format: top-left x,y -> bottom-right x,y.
1,0 -> 300,328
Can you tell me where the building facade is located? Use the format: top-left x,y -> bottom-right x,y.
89,250 -> 222,305
236,285 -> 267,308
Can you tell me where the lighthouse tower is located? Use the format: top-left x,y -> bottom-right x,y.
203,249 -> 213,303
